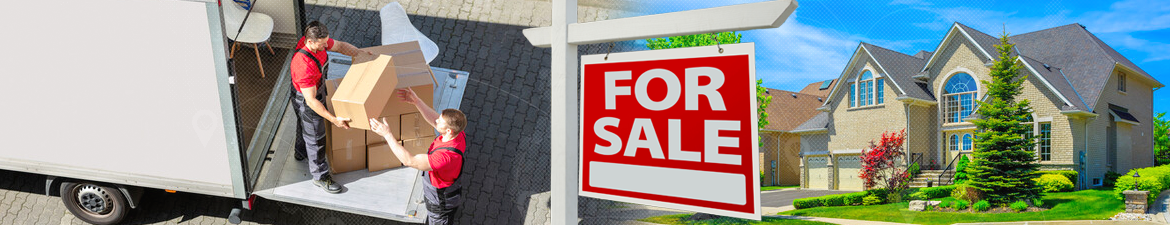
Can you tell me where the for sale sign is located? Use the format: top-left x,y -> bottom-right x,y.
579,43 -> 759,220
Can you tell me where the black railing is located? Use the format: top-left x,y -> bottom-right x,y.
910,153 -> 924,169
936,153 -> 965,186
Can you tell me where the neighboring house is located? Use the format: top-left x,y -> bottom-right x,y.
759,82 -> 833,186
793,22 -> 1163,191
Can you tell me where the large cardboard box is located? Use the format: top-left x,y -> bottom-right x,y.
367,136 -> 433,172
331,41 -> 432,130
365,73 -> 436,145
324,78 -> 367,173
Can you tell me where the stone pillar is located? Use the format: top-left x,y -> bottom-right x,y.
1123,190 -> 1149,213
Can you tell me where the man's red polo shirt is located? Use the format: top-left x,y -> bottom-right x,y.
427,132 -> 467,189
291,37 -> 335,92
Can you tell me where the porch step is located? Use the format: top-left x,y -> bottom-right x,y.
909,170 -> 956,188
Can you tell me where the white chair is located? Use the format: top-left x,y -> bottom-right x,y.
223,2 -> 275,78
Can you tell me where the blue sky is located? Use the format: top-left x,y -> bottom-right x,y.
635,0 -> 1170,114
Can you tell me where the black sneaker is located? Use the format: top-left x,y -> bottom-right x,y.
314,177 -> 342,194
295,152 -> 307,161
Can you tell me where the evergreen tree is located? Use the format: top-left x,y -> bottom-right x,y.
964,30 -> 1042,204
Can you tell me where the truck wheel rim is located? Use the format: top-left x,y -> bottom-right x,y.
76,184 -> 113,216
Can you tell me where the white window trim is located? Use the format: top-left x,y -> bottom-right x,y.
1118,72 -> 1127,93
852,66 -> 883,108
939,69 -> 980,124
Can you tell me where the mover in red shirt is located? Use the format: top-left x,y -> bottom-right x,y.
369,88 -> 467,225
290,21 -> 371,194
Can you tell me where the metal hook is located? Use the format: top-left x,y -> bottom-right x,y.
604,42 -> 615,60
710,33 -> 724,54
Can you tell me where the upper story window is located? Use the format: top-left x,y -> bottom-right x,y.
944,73 -> 977,123
851,70 -> 883,108
1118,72 -> 1127,92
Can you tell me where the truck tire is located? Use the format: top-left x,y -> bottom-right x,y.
61,182 -> 128,225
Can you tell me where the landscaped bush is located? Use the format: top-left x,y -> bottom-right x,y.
1010,200 -> 1028,212
863,195 -> 882,206
908,191 -> 928,200
794,190 -> 877,209
909,162 -> 921,177
953,199 -> 970,210
918,185 -> 957,199
973,200 -> 991,212
951,183 -> 984,202
1037,170 -> 1078,186
867,188 -> 889,202
1114,165 -> 1170,204
1105,171 -> 1122,187
842,192 -> 868,205
953,155 -> 970,184
1034,174 -> 1074,192
1032,198 -> 1043,207
938,200 -> 952,209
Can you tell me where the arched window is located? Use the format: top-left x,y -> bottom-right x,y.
852,70 -> 883,107
962,134 -> 972,151
944,73 -> 977,123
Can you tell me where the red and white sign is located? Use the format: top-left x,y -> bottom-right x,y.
579,43 -> 759,220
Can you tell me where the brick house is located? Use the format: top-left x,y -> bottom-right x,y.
793,22 -> 1163,191
759,80 -> 835,186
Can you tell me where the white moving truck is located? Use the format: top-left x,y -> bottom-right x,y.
0,0 -> 468,224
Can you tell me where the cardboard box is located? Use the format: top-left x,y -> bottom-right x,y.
366,142 -> 402,171
368,136 -> 435,172
324,78 -> 367,173
366,84 -> 435,145
331,41 -> 433,130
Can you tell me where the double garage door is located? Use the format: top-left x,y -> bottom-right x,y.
804,155 -> 864,191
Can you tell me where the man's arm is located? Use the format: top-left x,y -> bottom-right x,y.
398,88 -> 441,128
370,118 -> 431,171
301,86 -> 350,128
328,40 -> 371,57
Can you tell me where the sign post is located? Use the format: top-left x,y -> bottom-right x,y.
523,1 -> 798,223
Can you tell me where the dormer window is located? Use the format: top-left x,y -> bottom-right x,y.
944,73 -> 977,123
851,70 -> 883,107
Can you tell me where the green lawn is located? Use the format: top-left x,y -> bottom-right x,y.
777,189 -> 1122,225
761,185 -> 800,191
640,214 -> 836,225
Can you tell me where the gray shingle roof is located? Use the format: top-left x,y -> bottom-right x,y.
860,42 -> 935,101
1017,55 -> 1090,111
1010,23 -> 1161,109
792,112 -> 830,133
955,23 -> 1006,61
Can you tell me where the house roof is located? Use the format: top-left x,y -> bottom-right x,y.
792,111 -> 830,133
763,88 -> 827,132
1011,23 -> 1162,109
860,42 -> 935,101
799,79 -> 836,97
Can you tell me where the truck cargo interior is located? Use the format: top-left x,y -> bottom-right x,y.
223,3 -> 470,223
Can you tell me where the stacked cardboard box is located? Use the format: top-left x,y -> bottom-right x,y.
324,78 -> 367,173
326,41 -> 440,172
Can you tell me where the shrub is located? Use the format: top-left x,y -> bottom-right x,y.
867,188 -> 889,201
953,200 -> 970,210
951,183 -> 984,202
938,200 -> 952,209
919,185 -> 957,199
793,198 -> 820,209
1034,174 -> 1074,192
909,162 -> 921,177
842,192 -> 868,205
863,195 -> 882,206
1114,165 -> 1170,204
1036,170 -> 1079,187
820,195 -> 845,206
954,155 -> 970,183
1105,171 -> 1123,187
1032,198 -> 1043,207
973,200 -> 991,212
908,191 -> 928,200
1010,200 -> 1028,212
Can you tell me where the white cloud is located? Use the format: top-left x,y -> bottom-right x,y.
752,13 -> 859,92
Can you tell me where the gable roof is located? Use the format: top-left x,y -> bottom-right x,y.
1011,23 -> 1163,108
861,42 -> 935,101
763,89 -> 828,132
1016,55 -> 1089,110
792,111 -> 830,133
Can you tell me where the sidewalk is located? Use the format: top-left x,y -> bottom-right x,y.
770,215 -> 915,225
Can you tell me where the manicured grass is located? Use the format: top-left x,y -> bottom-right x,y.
761,185 -> 800,191
640,214 -> 837,225
778,189 -> 1122,225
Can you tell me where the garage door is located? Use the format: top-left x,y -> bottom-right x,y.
806,156 -> 829,189
836,155 -> 864,191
